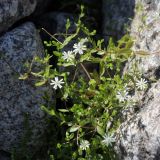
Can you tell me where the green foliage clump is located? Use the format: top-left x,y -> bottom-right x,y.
19,6 -> 148,160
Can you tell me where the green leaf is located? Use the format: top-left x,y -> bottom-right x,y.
61,62 -> 75,67
35,80 -> 47,86
53,51 -> 62,57
97,39 -> 104,48
44,65 -> 51,77
97,50 -> 105,55
61,33 -> 78,49
31,71 -> 43,77
69,125 -> 80,133
65,18 -> 71,31
51,40 -> 60,48
89,79 -> 96,86
107,63 -> 113,70
100,61 -> 105,76
41,105 -> 56,116
81,5 -> 84,13
60,25 -> 80,49
44,41 -> 52,47
19,73 -> 28,80
134,50 -> 150,57
107,38 -> 116,51
118,34 -> 131,48
90,29 -> 96,36
58,109 -> 69,113
96,125 -> 105,136
79,52 -> 91,62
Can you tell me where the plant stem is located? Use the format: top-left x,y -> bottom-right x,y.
41,28 -> 62,44
72,67 -> 78,82
80,63 -> 92,80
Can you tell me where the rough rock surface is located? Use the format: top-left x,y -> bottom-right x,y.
117,81 -> 160,160
130,0 -> 160,78
0,0 -> 37,34
0,22 -> 51,156
103,0 -> 160,78
112,0 -> 160,159
0,0 -> 52,34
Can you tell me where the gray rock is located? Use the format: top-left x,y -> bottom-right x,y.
0,0 -> 37,34
130,0 -> 160,78
116,81 -> 160,160
0,0 -> 52,34
114,0 -> 160,159
102,0 -> 160,75
0,22 -> 51,156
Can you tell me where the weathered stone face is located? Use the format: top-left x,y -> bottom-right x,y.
0,0 -> 54,34
116,81 -> 160,160
0,22 -> 51,156
1,0 -> 160,159
130,0 -> 160,78
0,0 -> 37,34
102,0 -> 160,159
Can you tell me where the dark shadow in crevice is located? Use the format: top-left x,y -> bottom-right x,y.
102,0 -> 136,44
154,146 -> 160,160
155,66 -> 160,79
0,150 -> 11,160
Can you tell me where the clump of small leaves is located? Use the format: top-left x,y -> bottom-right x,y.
20,6 -> 149,160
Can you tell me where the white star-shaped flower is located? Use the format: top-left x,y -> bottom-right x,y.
73,42 -> 87,55
62,50 -> 75,62
79,140 -> 90,150
136,78 -> 147,90
50,77 -> 64,90
116,90 -> 129,102
101,134 -> 115,146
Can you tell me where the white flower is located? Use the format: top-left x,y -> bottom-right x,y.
50,77 -> 64,90
136,78 -> 147,90
116,90 -> 129,102
62,50 -> 75,62
79,140 -> 90,150
73,42 -> 87,55
101,134 -> 115,146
